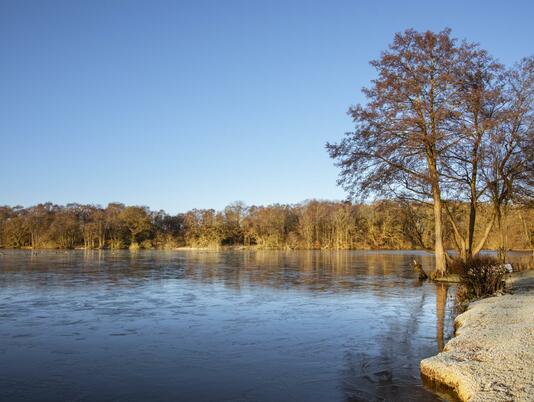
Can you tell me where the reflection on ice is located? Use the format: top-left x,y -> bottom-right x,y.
0,250 -> 458,401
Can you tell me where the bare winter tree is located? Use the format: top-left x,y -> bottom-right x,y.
441,44 -> 506,261
327,29 -> 463,276
327,28 -> 533,272
482,56 -> 534,261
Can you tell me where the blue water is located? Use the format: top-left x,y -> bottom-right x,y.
0,250 -> 456,401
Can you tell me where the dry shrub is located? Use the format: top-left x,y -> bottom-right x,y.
454,284 -> 470,313
128,242 -> 140,251
453,256 -> 507,300
140,239 -> 154,249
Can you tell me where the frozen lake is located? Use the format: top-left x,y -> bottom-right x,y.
0,250 -> 457,401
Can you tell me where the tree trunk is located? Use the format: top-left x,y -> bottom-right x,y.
445,204 -> 468,262
433,193 -> 447,276
467,198 -> 476,258
467,141 -> 480,259
495,206 -> 508,263
472,211 -> 496,256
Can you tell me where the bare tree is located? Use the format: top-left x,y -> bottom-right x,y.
482,56 -> 534,261
442,44 -> 506,260
327,29 -> 463,275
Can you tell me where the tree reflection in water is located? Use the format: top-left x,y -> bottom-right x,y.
340,281 -> 456,401
436,283 -> 449,353
0,250 -> 464,402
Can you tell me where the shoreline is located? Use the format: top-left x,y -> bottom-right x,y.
2,246 -> 532,253
421,271 -> 534,401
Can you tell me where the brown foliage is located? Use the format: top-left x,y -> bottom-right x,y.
453,256 -> 507,300
1,200 -> 533,253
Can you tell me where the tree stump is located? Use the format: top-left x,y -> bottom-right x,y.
412,259 -> 428,280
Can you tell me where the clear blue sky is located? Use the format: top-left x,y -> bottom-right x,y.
1,0 -> 533,213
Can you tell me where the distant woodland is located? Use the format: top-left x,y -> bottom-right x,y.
0,201 -> 532,254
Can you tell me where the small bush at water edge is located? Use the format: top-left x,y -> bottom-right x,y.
452,256 -> 507,301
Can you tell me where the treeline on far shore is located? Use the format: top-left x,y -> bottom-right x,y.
0,200 -> 532,253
